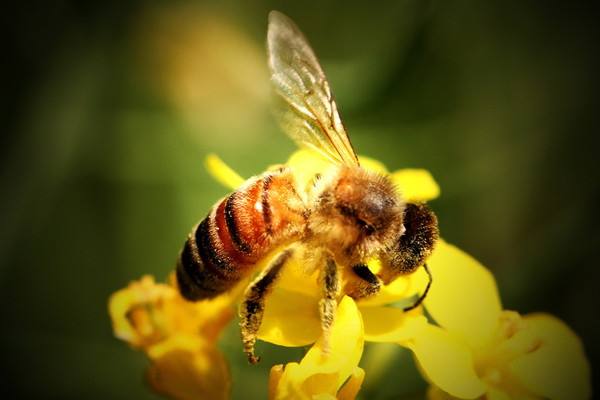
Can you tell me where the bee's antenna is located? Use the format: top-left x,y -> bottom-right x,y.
403,263 -> 432,312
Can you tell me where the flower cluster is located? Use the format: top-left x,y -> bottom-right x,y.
109,150 -> 590,399
109,274 -> 236,399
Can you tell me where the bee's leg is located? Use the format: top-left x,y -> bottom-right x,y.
344,263 -> 381,299
239,249 -> 293,364
319,256 -> 339,354
377,203 -> 438,310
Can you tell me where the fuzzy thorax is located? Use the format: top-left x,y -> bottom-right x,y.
307,166 -> 405,264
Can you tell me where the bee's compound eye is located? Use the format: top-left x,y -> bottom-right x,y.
336,204 -> 376,235
358,219 -> 376,235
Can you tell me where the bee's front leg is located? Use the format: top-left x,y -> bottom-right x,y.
344,263 -> 381,300
239,249 -> 293,364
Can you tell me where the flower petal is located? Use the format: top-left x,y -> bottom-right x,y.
146,335 -> 230,400
271,362 -> 327,400
285,149 -> 390,191
204,153 -> 244,189
268,364 -> 286,400
109,275 -> 235,350
427,386 -> 515,400
361,306 -> 427,343
286,149 -> 332,189
273,251 -> 321,297
391,168 -> 440,202
427,385 -> 455,400
108,275 -> 176,348
424,241 -> 502,348
297,296 -> 364,384
270,297 -> 365,399
508,313 -> 591,400
486,387 -> 512,400
357,156 -> 388,174
258,286 -> 322,346
337,367 -> 365,400
404,323 -> 487,399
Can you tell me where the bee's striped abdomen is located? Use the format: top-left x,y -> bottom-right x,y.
176,169 -> 305,301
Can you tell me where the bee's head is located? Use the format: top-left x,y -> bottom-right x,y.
312,166 -> 405,259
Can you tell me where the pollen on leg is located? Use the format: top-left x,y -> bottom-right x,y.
239,249 -> 292,364
319,257 -> 339,355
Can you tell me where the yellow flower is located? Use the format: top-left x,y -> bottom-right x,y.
112,149 -> 590,400
206,149 -> 440,398
205,149 -> 590,400
108,275 -> 235,400
268,296 -> 365,400
404,242 -> 592,400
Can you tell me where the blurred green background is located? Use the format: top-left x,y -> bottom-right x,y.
2,0 -> 598,398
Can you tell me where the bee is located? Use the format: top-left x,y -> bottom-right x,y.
176,10 -> 439,364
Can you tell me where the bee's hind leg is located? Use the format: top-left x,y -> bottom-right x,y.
239,249 -> 293,364
319,256 -> 340,354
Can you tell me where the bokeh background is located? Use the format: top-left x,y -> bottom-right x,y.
2,0 -> 598,398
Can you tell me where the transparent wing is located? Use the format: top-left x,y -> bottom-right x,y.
268,11 -> 359,166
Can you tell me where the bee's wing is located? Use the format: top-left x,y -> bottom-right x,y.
267,11 -> 359,166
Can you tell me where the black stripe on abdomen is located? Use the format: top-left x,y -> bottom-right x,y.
176,239 -> 220,300
195,217 -> 238,278
177,214 -> 240,301
225,191 -> 252,253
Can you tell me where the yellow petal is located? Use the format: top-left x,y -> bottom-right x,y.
270,297 -> 365,399
337,367 -> 365,400
268,364 -> 285,400
428,385 -> 531,400
391,168 -> 440,202
108,275 -> 174,349
486,387 -> 512,400
404,323 -> 486,399
427,386 -> 517,400
258,286 -> 322,347
273,251 -> 321,297
297,296 -> 364,386
508,313 -> 591,400
427,385 -> 456,400
146,335 -> 230,400
271,362 -> 320,400
184,292 -> 237,343
204,153 -> 245,189
286,149 -> 333,189
424,241 -> 502,348
361,306 -> 428,343
357,155 -> 388,174
109,275 -> 236,351
285,149 -> 390,191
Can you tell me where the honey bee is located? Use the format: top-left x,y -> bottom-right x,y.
176,10 -> 439,364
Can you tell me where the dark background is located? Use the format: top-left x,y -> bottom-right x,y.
1,0 -> 598,398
